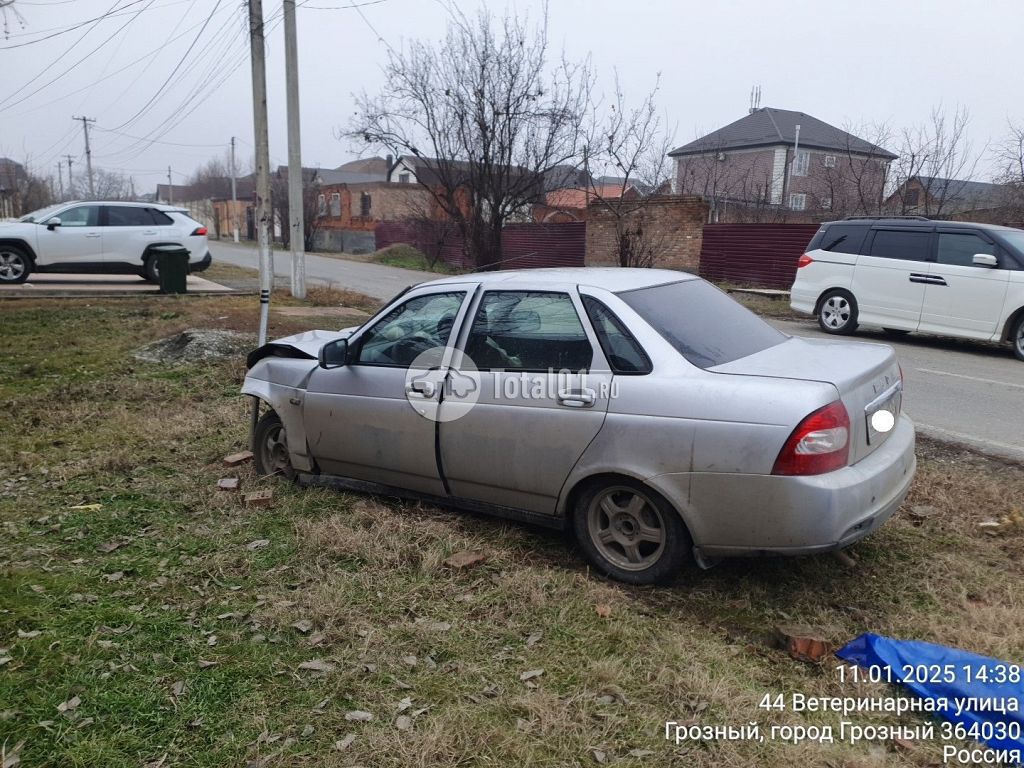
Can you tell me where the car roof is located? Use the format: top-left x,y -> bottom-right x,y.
825,217 -> 1024,234
419,267 -> 699,293
57,200 -> 183,212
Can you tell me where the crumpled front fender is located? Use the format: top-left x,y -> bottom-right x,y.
242,373 -> 313,472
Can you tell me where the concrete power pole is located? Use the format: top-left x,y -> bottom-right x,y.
283,0 -> 306,299
230,136 -> 239,242
56,162 -> 64,201
167,167 -> 173,204
248,0 -> 274,346
64,155 -> 74,197
73,116 -> 96,198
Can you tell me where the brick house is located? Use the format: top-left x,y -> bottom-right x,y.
671,107 -> 896,221
0,158 -> 26,218
885,175 -> 1015,223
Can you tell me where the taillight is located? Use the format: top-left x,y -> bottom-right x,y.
190,226 -> 208,236
773,400 -> 851,476
797,253 -> 814,268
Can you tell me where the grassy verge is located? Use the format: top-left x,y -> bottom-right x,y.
1,296 -> 1022,767
372,245 -> 464,274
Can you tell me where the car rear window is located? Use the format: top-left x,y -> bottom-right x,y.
617,280 -> 786,369
817,224 -> 868,254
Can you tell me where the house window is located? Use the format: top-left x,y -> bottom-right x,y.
905,189 -> 920,206
360,193 -> 372,217
329,192 -> 341,217
789,193 -> 807,211
793,150 -> 810,177
824,154 -> 837,168
821,196 -> 832,210
398,172 -> 411,184
317,193 -> 326,216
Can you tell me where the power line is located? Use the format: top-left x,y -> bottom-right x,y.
0,0 -> 187,48
92,128 -> 227,148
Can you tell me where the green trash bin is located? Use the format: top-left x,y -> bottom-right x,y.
153,245 -> 189,294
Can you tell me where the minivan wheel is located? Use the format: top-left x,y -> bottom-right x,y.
572,478 -> 690,585
253,411 -> 296,481
818,290 -> 859,335
1013,316 -> 1024,362
0,245 -> 31,284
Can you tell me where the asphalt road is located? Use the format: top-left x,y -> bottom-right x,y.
772,319 -> 1023,463
207,242 -> 1022,461
208,240 -> 430,300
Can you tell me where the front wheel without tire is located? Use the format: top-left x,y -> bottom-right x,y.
253,411 -> 296,481
0,245 -> 31,284
1013,316 -> 1024,362
572,479 -> 690,585
818,290 -> 859,335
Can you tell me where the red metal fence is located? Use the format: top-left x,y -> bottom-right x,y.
375,220 -> 585,270
698,223 -> 821,289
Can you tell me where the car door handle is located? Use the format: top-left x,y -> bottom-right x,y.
85,232 -> 101,238
557,388 -> 596,408
142,230 -> 157,236
909,273 -> 945,285
405,379 -> 436,398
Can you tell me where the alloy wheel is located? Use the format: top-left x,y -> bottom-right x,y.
821,295 -> 851,330
586,486 -> 667,572
0,250 -> 26,281
1016,322 -> 1024,359
259,422 -> 292,477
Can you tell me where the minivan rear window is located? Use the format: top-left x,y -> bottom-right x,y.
867,229 -> 932,261
618,280 -> 786,369
818,224 -> 868,254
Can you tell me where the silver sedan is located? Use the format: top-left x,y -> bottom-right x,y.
242,268 -> 916,584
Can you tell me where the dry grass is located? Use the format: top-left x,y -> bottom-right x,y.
1,296 -> 1022,767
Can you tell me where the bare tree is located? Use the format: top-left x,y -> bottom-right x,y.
271,170 -> 323,251
585,74 -> 675,266
349,3 -> 592,268
90,169 -> 131,200
188,154 -> 233,200
994,121 -> 1024,224
888,106 -> 983,217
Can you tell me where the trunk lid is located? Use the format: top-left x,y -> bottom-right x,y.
711,336 -> 902,464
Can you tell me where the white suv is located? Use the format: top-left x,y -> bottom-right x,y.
791,217 -> 1024,361
0,201 -> 211,284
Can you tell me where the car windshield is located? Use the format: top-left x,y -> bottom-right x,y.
617,280 -> 787,369
18,203 -> 64,223
997,230 -> 1024,256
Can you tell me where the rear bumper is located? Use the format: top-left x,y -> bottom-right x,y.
189,250 -> 212,272
647,415 -> 916,558
790,283 -> 817,315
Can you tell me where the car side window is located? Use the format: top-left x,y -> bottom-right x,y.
819,224 -> 868,254
867,229 -> 932,261
150,209 -> 175,225
55,205 -> 99,227
465,291 -> 592,372
581,296 -> 652,374
936,233 -> 996,267
355,291 -> 465,367
106,206 -> 154,227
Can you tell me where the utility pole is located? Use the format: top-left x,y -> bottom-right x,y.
64,155 -> 74,198
283,0 -> 306,298
248,0 -> 274,346
230,136 -> 239,242
73,116 -> 96,198
167,167 -> 173,204
56,162 -> 64,201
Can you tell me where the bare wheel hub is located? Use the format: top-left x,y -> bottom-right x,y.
587,486 -> 667,572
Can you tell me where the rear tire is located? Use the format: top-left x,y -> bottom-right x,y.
253,411 -> 296,481
817,290 -> 858,335
143,255 -> 159,283
1012,316 -> 1024,362
0,245 -> 31,284
571,478 -> 690,585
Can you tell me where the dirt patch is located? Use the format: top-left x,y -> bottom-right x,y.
132,328 -> 254,363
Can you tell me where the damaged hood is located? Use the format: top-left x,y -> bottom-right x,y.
246,327 -> 356,369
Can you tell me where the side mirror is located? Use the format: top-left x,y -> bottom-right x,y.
46,217 -> 62,231
972,253 -> 998,268
318,338 -> 349,369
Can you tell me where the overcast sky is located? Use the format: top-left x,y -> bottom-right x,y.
1,0 -> 1020,193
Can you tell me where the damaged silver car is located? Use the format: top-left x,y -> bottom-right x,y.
242,268 -> 916,584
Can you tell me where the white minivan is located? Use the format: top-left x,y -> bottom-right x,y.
790,217 -> 1024,361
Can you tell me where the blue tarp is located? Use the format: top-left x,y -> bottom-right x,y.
836,633 -> 1024,758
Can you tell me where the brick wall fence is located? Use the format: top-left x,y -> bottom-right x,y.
584,196 -> 708,271
698,223 -> 820,289
375,220 -> 586,270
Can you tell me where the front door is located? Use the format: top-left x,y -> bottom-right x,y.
852,228 -> 934,330
439,289 -> 612,515
35,204 -> 102,266
302,288 -> 471,495
919,230 -> 1011,339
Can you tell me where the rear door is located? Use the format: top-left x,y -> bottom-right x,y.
919,229 -> 1011,339
102,205 -> 161,266
852,227 -> 934,329
438,289 -> 612,514
34,204 -> 102,265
